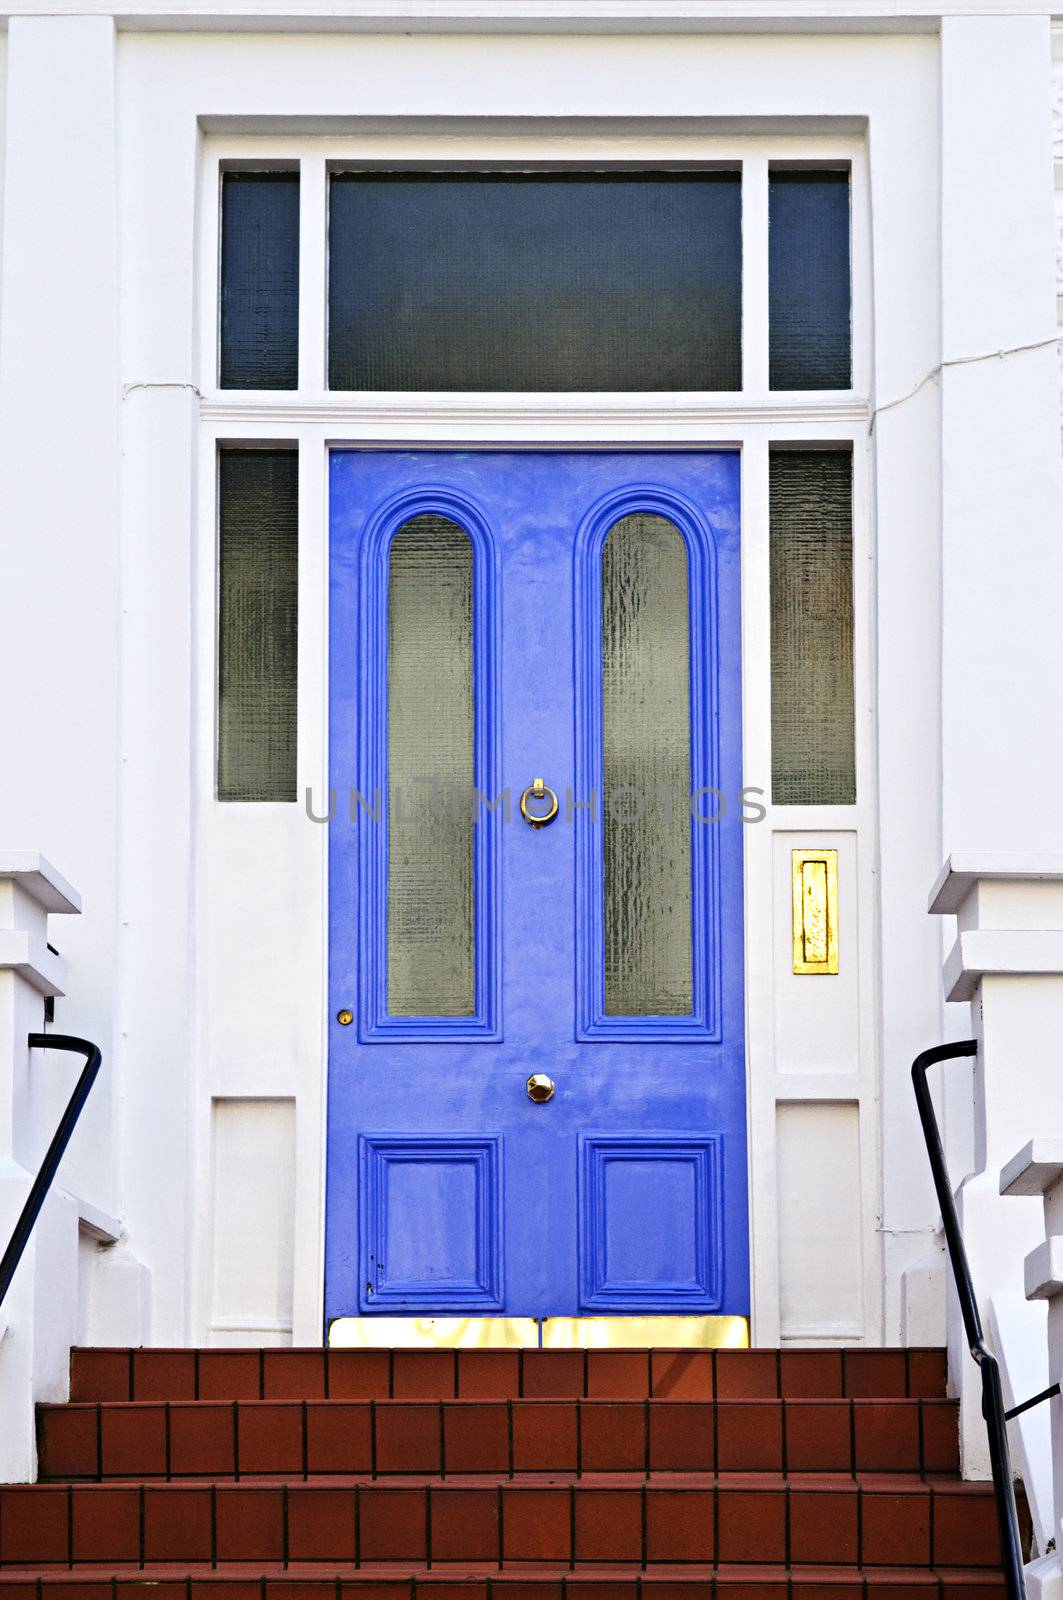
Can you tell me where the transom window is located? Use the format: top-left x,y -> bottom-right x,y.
218,164 -> 851,396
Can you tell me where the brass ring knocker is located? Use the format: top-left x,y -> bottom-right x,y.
519,777 -> 559,829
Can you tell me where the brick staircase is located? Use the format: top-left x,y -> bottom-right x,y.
0,1346 -> 1023,1600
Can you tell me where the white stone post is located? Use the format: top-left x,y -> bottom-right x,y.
0,855 -> 80,1481
1001,1140 -> 1063,1590
929,859 -> 1063,1501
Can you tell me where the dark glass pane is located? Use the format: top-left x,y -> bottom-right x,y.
217,450 -> 298,801
769,450 -> 855,804
328,173 -> 741,391
769,171 -> 851,390
221,172 -> 300,390
387,516 -> 474,1016
602,514 -> 693,1015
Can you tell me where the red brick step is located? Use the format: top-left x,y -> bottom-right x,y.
0,1565 -> 1009,1600
0,1477 -> 1004,1570
37,1398 -> 960,1481
68,1350 -> 947,1406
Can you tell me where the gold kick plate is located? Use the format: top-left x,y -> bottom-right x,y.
328,1315 -> 750,1349
791,848 -> 839,975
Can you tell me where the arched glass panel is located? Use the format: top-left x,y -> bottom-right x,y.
601,514 -> 693,1016
387,515 -> 474,1016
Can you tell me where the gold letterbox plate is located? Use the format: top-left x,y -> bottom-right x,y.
791,847 -> 839,974
328,1315 -> 749,1349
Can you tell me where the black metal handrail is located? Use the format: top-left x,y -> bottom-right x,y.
0,1034 -> 102,1312
913,1040 -> 1026,1600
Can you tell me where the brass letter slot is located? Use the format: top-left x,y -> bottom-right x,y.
791,848 -> 839,975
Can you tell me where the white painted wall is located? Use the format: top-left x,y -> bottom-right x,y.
0,5 -> 1054,1366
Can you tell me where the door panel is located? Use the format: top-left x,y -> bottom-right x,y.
327,451 -> 747,1322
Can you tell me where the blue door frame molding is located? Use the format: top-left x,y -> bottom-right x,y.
353,486 -> 500,1041
326,451 -> 748,1323
574,484 -> 723,1042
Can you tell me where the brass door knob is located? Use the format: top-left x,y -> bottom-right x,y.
526,1073 -> 556,1103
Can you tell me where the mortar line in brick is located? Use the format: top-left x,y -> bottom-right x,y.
496,1481 -> 504,1567
370,1400 -> 378,1479
233,1403 -> 241,1483
426,1477 -> 433,1570
282,1481 -> 290,1569
929,1478 -> 937,1567
302,1400 -> 309,1481
713,1473 -> 721,1565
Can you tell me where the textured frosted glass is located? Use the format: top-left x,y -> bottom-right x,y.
769,171 -> 851,390
220,173 -> 300,390
217,449 -> 298,802
770,451 -> 855,804
388,517 -> 475,1016
329,173 -> 742,391
602,515 -> 693,1016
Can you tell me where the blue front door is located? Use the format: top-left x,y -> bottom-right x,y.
326,451 -> 748,1323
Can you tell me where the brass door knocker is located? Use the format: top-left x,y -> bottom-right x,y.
519,777 -> 559,829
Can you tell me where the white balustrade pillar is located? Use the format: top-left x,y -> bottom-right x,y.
0,855 -> 80,1481
929,859 -> 1063,1495
1001,1142 -> 1063,1590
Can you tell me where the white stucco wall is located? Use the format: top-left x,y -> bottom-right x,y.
0,2 -> 1057,1353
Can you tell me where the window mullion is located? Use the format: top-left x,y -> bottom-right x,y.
299,154 -> 328,397
741,154 -> 770,398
